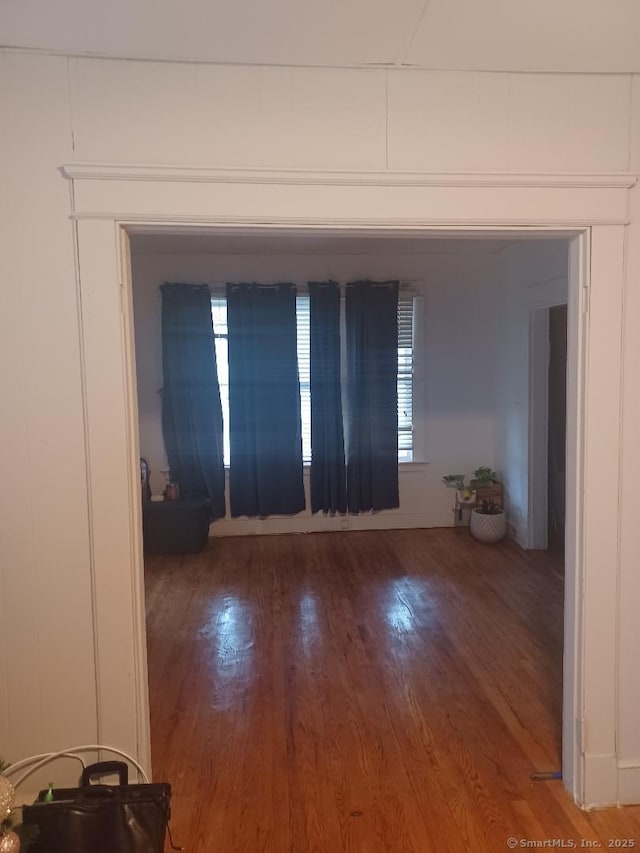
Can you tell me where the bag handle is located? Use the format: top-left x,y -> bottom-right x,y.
81,761 -> 129,787
77,784 -> 119,802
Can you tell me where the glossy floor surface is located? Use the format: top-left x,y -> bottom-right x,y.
145,529 -> 640,852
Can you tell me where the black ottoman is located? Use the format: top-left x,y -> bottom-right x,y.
142,497 -> 212,554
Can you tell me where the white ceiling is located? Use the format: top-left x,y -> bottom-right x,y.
1,0 -> 639,72
129,232 -> 520,256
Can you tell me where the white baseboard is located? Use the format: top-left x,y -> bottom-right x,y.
617,761 -> 640,805
583,753 -> 618,808
210,510 -> 453,537
580,757 -> 640,808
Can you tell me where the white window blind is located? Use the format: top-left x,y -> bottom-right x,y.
211,291 -> 415,467
397,295 -> 415,463
211,297 -> 230,466
296,296 -> 312,463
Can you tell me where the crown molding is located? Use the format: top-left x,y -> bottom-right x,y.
60,163 -> 638,190
68,213 -> 630,228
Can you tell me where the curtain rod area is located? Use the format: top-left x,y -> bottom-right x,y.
159,280 -> 422,296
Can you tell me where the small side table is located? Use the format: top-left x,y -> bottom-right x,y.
142,497 -> 212,554
453,491 -> 476,533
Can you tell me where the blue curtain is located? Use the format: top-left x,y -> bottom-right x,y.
226,283 -> 305,517
309,282 -> 347,514
160,284 -> 226,519
345,281 -> 400,512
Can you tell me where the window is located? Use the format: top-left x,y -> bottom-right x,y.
397,295 -> 415,463
211,298 -> 230,466
211,291 -> 416,466
295,296 -> 312,463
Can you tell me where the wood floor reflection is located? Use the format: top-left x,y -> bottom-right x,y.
145,529 -> 640,852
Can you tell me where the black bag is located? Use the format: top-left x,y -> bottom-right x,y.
22,761 -> 174,853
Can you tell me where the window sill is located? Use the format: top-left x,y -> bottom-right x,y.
399,461 -> 428,472
300,461 -> 428,474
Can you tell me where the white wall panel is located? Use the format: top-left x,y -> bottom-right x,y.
0,53 -> 41,756
0,53 -> 97,784
71,61 -> 631,176
71,60 -> 387,170
387,71 -> 511,172
507,75 -> 631,173
388,71 -> 631,174
70,59 -> 200,165
193,66 -> 387,171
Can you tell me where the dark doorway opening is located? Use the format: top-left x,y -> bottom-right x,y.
548,303 -> 567,556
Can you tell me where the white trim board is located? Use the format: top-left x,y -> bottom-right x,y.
60,164 -> 638,189
64,164 -> 634,807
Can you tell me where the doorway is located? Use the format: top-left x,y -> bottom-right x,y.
131,229 -> 569,800
529,299 -> 569,555
548,304 -> 568,556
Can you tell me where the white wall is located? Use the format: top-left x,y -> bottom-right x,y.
0,52 -> 99,790
494,241 -> 569,546
64,58 -> 632,173
1,48 -> 639,802
131,249 -> 502,535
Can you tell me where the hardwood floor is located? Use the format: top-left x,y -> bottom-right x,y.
145,529 -> 640,852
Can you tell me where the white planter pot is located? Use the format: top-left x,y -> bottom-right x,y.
470,509 -> 507,543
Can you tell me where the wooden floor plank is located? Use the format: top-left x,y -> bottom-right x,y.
145,529 -> 640,852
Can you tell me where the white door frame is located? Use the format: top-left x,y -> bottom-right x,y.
63,164 -> 634,807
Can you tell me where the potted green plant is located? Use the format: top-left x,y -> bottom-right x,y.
470,466 -> 499,488
441,474 -> 476,505
470,499 -> 507,543
443,467 -> 506,539
470,466 -> 503,510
